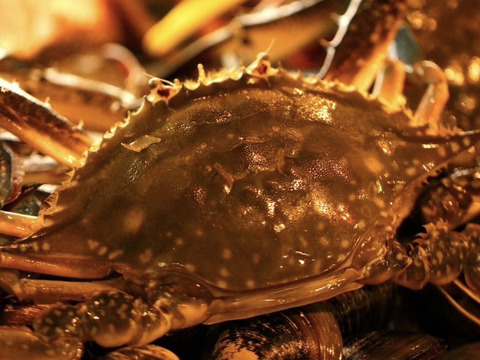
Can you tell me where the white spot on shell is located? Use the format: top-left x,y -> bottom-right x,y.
340,239 -> 351,249
88,239 -> 100,250
98,246 -> 108,256
437,146 -> 447,157
317,222 -> 326,231
320,237 -> 330,247
108,249 -> 124,260
450,142 -> 460,153
356,220 -> 366,230
406,167 -> 417,177
185,264 -> 196,273
222,248 -> 232,260
217,280 -> 227,288
220,267 -> 230,277
138,248 -> 153,264
123,207 -> 146,235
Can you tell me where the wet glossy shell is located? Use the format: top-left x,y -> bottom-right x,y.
23,66 -> 471,292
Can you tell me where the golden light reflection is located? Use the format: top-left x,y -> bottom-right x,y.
445,62 -> 465,86
311,189 -> 353,223
468,57 -> 480,84
313,98 -> 337,124
0,0 -> 122,58
376,139 -> 395,155
312,189 -> 335,218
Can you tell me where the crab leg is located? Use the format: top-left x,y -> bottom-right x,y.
0,78 -> 92,167
0,249 -> 113,279
411,60 -> 450,130
143,0 -> 248,58
0,210 -> 42,238
0,269 -> 124,302
25,283 -> 209,349
321,0 -> 407,91
372,59 -> 406,109
11,67 -> 141,133
0,326 -> 83,360
145,0 -> 346,77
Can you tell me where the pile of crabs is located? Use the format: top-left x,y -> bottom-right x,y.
0,0 -> 479,359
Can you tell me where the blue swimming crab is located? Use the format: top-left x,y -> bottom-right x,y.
0,48 -> 478,358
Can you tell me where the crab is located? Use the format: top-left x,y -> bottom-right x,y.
0,0 -> 478,359
0,46 -> 478,358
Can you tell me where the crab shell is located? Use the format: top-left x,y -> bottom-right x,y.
2,59 -> 479,323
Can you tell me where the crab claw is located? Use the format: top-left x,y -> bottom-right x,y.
462,224 -> 480,293
0,326 -> 82,360
395,221 -> 467,290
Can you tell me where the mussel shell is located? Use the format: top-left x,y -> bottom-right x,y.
438,342 -> 480,360
343,331 -> 446,360
206,307 -> 343,360
203,283 -> 397,360
98,344 -> 179,360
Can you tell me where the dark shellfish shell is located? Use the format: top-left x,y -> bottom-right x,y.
343,331 -> 446,360
204,283 -> 396,359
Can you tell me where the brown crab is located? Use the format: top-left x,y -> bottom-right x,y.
0,46 -> 478,358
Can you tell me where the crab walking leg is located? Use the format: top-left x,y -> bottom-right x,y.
372,59 -> 406,109
0,210 -> 42,238
321,0 -> 407,91
0,78 -> 93,167
19,67 -> 141,133
143,0 -> 248,58
437,279 -> 480,329
0,250 -> 113,279
411,61 -> 450,130
31,288 -> 209,349
0,269 -> 123,302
